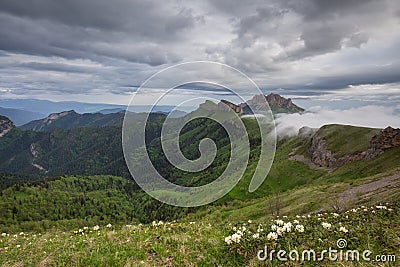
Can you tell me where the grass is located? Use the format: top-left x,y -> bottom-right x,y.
0,123 -> 399,266
1,202 -> 398,266
318,124 -> 380,157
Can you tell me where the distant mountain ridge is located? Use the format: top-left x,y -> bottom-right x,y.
20,110 -> 124,131
200,93 -> 304,115
0,107 -> 45,126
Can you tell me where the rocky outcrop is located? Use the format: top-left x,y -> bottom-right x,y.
300,126 -> 400,168
308,133 -> 337,167
42,110 -> 75,125
21,110 -> 77,131
0,116 -> 15,137
199,93 -> 304,115
369,126 -> 400,150
298,126 -> 317,139
265,93 -> 304,113
30,143 -> 47,172
220,100 -> 243,114
200,100 -> 243,114
243,93 -> 304,114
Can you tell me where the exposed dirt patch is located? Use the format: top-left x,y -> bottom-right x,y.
289,154 -> 329,170
338,172 -> 400,204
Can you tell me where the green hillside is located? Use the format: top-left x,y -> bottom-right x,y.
318,124 -> 380,157
0,113 -> 399,266
19,111 -> 124,131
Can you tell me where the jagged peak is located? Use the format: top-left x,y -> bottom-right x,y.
0,115 -> 15,137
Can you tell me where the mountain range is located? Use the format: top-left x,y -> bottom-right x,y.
0,93 -> 399,232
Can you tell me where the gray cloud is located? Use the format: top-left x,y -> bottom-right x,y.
0,0 -> 399,107
276,105 -> 400,137
0,0 -> 199,65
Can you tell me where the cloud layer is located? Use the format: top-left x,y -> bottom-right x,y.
276,105 -> 400,137
0,0 -> 399,106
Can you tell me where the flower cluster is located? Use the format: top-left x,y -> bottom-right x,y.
224,202 -> 397,250
224,219 -> 305,246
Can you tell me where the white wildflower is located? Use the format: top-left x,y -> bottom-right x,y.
271,224 -> 277,231
231,233 -> 241,243
322,222 -> 332,229
295,224 -> 305,233
248,220 -> 252,224
275,219 -> 284,226
252,233 -> 260,239
277,227 -> 284,236
106,223 -> 112,228
283,222 -> 292,232
293,220 -> 300,224
224,236 -> 232,245
267,232 -> 278,241
93,225 -> 100,231
1,233 -> 6,237
339,226 -> 348,233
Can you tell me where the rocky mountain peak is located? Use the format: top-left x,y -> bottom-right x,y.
0,115 -> 15,137
244,93 -> 304,114
199,93 -> 304,115
43,110 -> 76,124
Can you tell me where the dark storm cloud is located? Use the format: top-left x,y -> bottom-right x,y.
0,0 -> 198,65
0,0 -> 196,40
0,0 -> 399,103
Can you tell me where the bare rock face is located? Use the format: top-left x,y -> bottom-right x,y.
298,126 -> 317,139
219,100 -> 243,114
243,93 -> 304,114
304,126 -> 400,168
42,110 -> 74,125
0,116 -> 15,137
265,93 -> 304,112
369,126 -> 400,150
200,100 -> 243,114
308,133 -> 337,167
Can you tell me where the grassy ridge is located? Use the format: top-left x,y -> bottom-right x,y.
318,124 -> 380,157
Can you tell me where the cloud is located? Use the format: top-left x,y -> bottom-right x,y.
0,0 -> 399,104
0,1 -> 199,65
275,105 -> 400,137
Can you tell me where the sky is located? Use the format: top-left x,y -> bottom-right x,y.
0,0 -> 400,112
